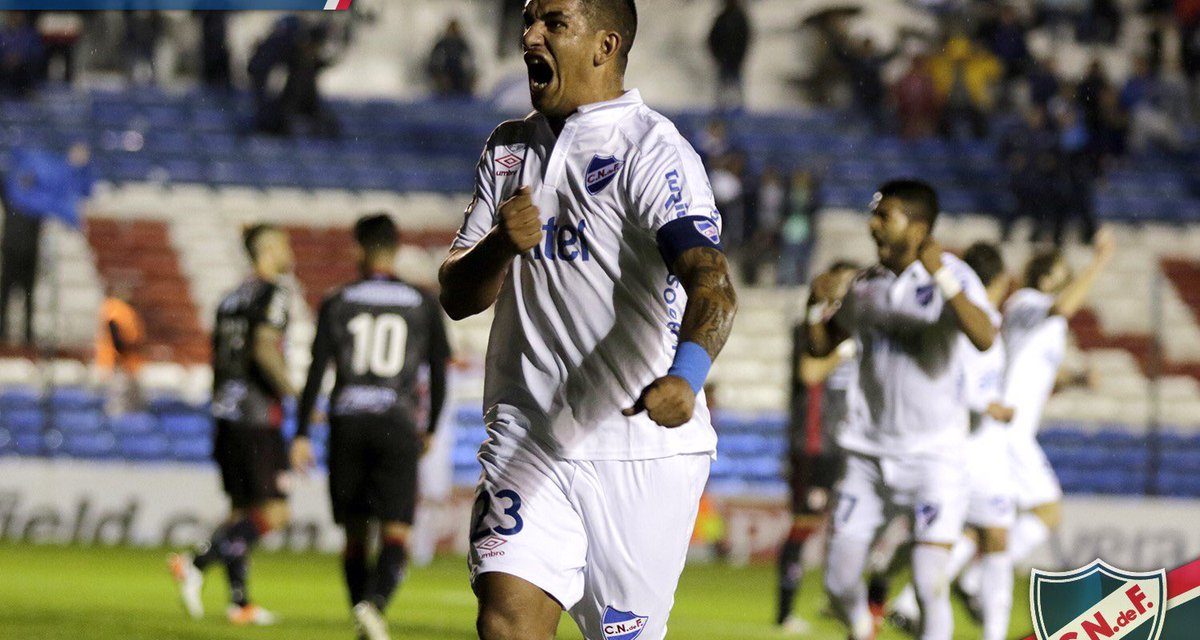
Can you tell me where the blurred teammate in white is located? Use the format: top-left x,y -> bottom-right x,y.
955,231 -> 1115,602
438,1 -> 739,638
807,180 -> 997,640
889,242 -> 1016,640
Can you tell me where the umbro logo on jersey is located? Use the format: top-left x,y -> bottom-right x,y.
495,153 -> 523,176
602,606 -> 648,640
585,155 -> 623,195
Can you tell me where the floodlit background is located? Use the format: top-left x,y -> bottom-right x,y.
1,1 -> 1199,638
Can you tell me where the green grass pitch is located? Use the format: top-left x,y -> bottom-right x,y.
0,543 -> 1033,639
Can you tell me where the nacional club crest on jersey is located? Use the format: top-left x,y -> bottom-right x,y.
1030,560 -> 1166,640
585,155 -> 623,195
602,606 -> 648,640
693,218 -> 721,245
915,283 -> 936,306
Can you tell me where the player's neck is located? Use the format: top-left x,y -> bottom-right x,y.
545,83 -> 626,135
884,254 -> 917,275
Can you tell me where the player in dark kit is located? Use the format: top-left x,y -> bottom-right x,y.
169,224 -> 297,626
776,261 -> 859,633
291,214 -> 450,640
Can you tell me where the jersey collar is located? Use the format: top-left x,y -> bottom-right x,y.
569,89 -> 643,124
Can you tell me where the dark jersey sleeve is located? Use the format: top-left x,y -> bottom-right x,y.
297,294 -> 336,438
424,293 -> 452,434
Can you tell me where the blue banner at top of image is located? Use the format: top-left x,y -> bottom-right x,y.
0,0 -> 351,9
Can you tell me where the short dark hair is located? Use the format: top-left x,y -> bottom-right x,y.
354,213 -> 400,252
877,179 -> 940,227
963,242 -> 1005,287
1024,247 -> 1062,289
243,223 -> 279,260
585,0 -> 637,72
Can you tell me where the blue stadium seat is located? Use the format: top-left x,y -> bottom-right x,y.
54,410 -> 105,434
50,387 -> 103,411
0,427 -> 11,454
110,412 -> 158,436
160,412 -> 212,438
6,407 -> 45,433
170,435 -> 212,462
0,387 -> 40,410
118,433 -> 170,460
64,431 -> 116,459
12,430 -> 41,455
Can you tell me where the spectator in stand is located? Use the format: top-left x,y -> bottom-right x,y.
1121,55 -> 1185,153
198,11 -> 233,90
1076,59 -> 1109,132
1026,55 -> 1061,107
987,3 -> 1032,102
1051,97 -> 1099,244
931,34 -> 1002,138
0,143 -> 93,347
124,10 -> 162,85
893,53 -> 940,139
36,11 -> 82,84
743,165 -> 786,286
427,19 -> 477,97
96,280 -> 146,416
251,17 -> 339,137
1092,84 -> 1130,160
777,169 -> 820,287
0,12 -> 44,97
1180,0 -> 1200,89
707,0 -> 752,109
999,105 -> 1063,242
842,37 -> 890,131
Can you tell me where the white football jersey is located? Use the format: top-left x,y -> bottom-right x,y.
834,253 -> 996,458
454,90 -> 720,461
1001,288 -> 1067,438
962,333 -> 1009,450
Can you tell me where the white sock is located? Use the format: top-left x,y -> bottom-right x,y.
891,583 -> 921,621
1007,514 -> 1051,565
945,534 -> 978,582
978,552 -> 1014,640
824,534 -> 874,640
912,545 -> 954,640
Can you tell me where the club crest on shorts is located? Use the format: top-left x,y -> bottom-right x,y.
585,155 -> 623,195
1030,559 -> 1165,640
602,606 -> 648,640
693,218 -> 721,245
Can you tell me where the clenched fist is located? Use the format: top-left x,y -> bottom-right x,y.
623,375 -> 696,428
497,185 -> 543,255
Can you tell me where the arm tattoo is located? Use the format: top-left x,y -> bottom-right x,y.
674,248 -> 738,359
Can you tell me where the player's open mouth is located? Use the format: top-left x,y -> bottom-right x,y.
525,53 -> 555,92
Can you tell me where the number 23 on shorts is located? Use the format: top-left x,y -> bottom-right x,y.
470,489 -> 525,542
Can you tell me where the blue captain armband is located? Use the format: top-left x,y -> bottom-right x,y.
656,216 -> 724,271
668,341 -> 713,395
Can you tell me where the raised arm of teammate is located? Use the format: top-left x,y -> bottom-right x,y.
438,186 -> 542,320
920,238 -> 996,351
1051,228 -> 1116,319
623,246 -> 738,428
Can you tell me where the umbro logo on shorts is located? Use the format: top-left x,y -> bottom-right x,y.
602,606 -> 648,640
475,536 -> 506,551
